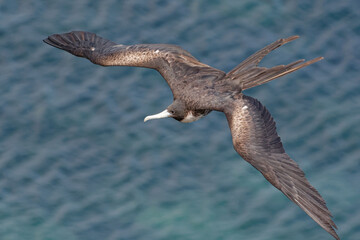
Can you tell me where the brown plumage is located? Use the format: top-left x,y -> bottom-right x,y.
44,31 -> 339,239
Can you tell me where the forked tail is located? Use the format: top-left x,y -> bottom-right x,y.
226,36 -> 323,90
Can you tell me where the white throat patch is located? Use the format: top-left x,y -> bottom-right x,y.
181,112 -> 203,123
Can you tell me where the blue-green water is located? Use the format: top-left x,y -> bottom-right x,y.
0,1 -> 359,239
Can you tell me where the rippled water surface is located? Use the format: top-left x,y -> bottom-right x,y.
0,1 -> 359,240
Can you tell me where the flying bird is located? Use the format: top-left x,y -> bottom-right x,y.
43,31 -> 339,239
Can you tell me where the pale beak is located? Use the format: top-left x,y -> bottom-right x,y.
144,109 -> 172,122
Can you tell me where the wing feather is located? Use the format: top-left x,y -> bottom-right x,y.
43,31 -> 225,96
224,94 -> 339,240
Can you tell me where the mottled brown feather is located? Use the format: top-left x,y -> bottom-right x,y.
225,94 -> 339,240
43,31 -> 225,97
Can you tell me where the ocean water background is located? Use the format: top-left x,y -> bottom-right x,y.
0,0 -> 359,239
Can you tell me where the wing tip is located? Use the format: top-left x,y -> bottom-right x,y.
330,228 -> 341,240
43,37 -> 50,45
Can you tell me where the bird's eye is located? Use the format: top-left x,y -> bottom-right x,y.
170,110 -> 175,114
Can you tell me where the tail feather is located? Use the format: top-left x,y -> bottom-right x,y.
226,36 -> 323,90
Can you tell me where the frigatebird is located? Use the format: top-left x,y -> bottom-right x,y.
43,31 -> 339,239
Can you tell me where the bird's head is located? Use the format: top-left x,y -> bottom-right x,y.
144,100 -> 187,122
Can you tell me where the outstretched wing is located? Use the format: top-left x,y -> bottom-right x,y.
43,31 -> 225,96
225,36 -> 323,90
224,94 -> 339,240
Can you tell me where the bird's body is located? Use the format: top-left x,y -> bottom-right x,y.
44,31 -> 339,239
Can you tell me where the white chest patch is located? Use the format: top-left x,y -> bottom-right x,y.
181,112 -> 203,123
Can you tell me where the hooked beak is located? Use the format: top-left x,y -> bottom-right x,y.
144,109 -> 172,122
